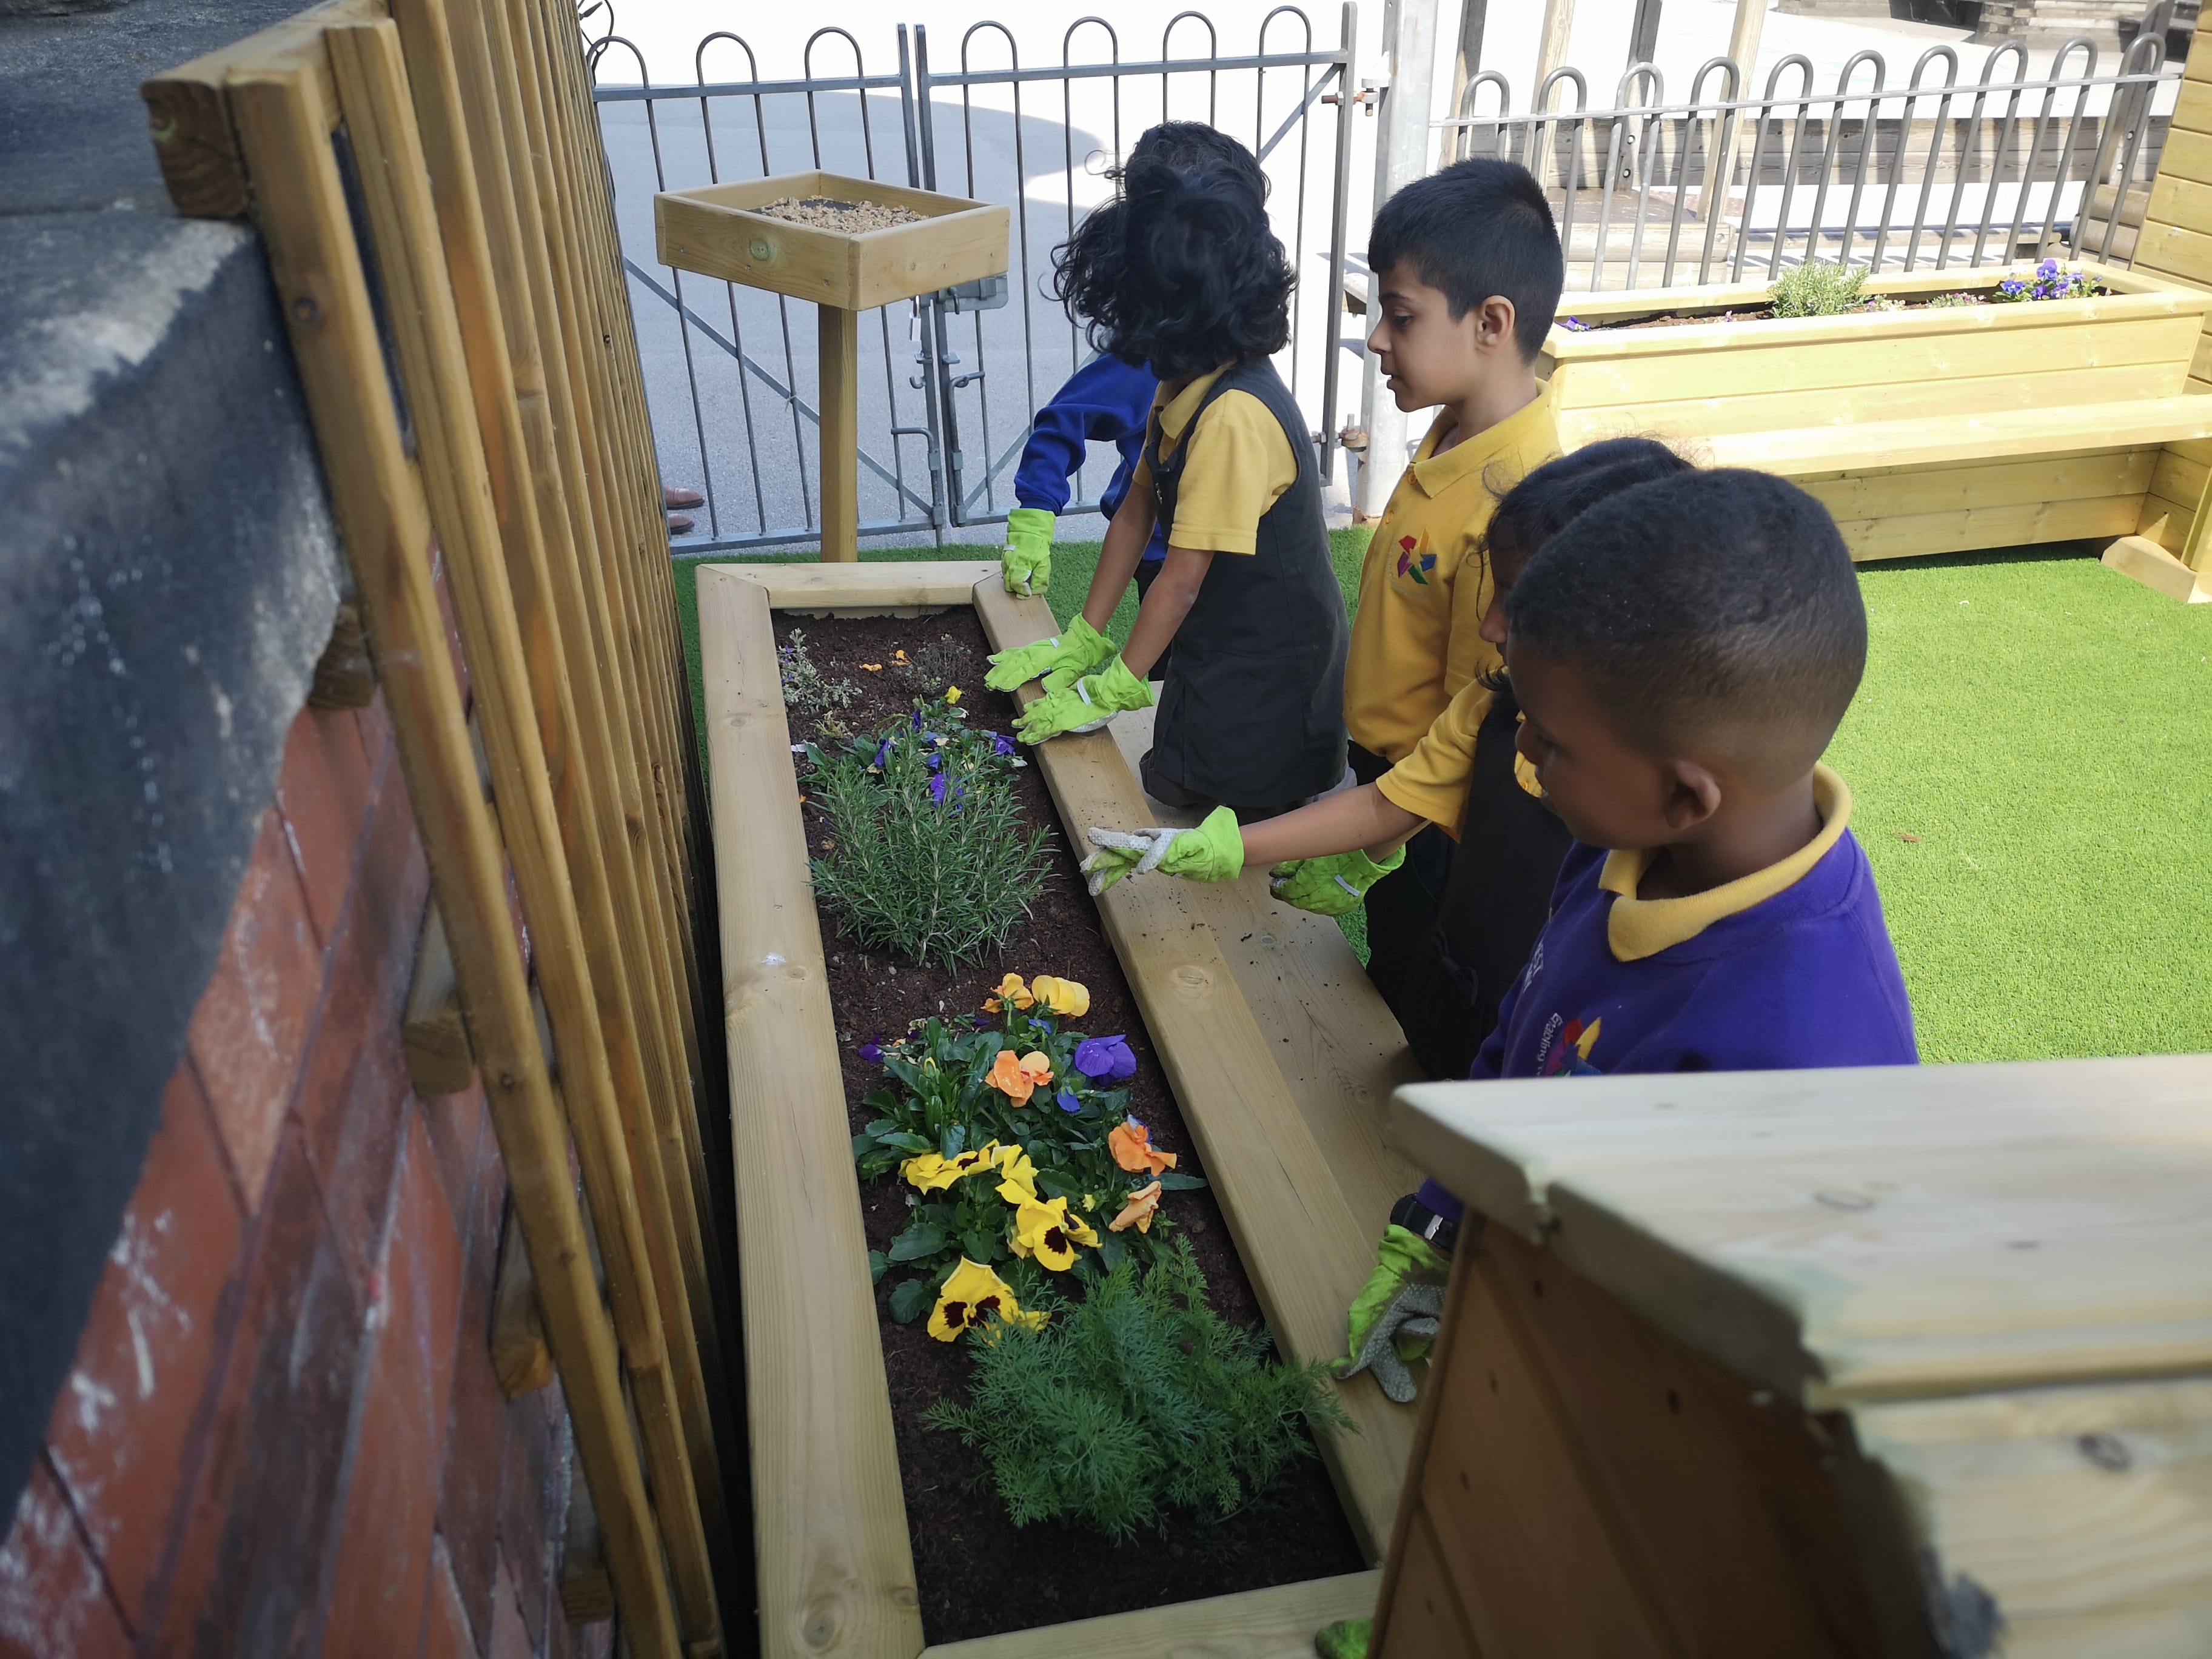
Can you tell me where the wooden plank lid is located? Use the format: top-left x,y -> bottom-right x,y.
1389,1056 -> 2212,1407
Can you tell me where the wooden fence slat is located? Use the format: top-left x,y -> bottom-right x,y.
493,0 -> 724,1345
215,43 -> 682,1658
375,0 -> 737,1599
320,22 -> 720,1646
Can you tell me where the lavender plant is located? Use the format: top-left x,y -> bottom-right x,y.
803,699 -> 1051,968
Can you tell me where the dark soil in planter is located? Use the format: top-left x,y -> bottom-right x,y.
773,608 -> 1366,1644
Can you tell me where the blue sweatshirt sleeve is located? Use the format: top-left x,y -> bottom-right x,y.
1013,356 -> 1159,515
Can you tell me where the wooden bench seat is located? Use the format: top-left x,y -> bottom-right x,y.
1564,394 -> 2212,563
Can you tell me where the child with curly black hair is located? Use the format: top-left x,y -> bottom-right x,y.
985,129 -> 1347,821
997,120 -> 1267,621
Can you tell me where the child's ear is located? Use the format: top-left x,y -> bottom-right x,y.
1658,760 -> 1722,833
1474,295 -> 1518,354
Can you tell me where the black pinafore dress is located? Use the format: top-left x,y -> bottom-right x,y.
1142,358 -> 1348,816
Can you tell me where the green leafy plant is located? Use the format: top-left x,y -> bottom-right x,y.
924,1239 -> 1350,1542
1768,260 -> 1870,318
777,628 -> 860,723
1925,290 -> 1986,309
805,700 -> 1051,967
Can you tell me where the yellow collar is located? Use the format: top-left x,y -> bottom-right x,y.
1407,384 -> 1555,498
1600,766 -> 1852,962
1154,361 -> 1238,459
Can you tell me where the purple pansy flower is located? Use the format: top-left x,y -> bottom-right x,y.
991,731 -> 1016,757
1056,1089 -> 1082,1114
928,773 -> 949,805
910,707 -> 927,731
858,1036 -> 886,1065
1073,1033 -> 1136,1083
869,736 -> 894,769
926,750 -> 943,773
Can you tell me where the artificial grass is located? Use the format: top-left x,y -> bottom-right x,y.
1828,548 -> 2212,1063
672,538 -> 2212,1065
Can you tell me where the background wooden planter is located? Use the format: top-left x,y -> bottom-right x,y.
1543,264 -> 2212,567
697,561 -> 1423,1659
657,172 -> 1008,563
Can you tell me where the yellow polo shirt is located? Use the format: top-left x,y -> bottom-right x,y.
1343,387 -> 1559,761
1128,364 -> 1298,555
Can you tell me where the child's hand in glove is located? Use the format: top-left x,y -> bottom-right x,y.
1336,1223 -> 1449,1404
1079,805 -> 1244,896
1011,654 -> 1152,743
983,614 -> 1113,692
1266,844 -> 1406,917
1000,506 -> 1055,597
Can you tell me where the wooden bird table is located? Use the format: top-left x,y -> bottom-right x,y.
1373,1054 -> 2212,1658
655,170 -> 1008,561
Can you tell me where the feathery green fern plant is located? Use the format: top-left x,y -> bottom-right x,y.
924,1239 -> 1349,1542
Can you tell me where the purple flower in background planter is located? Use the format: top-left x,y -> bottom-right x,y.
858,1036 -> 886,1065
1073,1033 -> 1136,1083
1560,317 -> 1589,332
1056,1089 -> 1082,1114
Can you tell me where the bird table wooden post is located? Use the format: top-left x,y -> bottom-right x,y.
655,170 -> 1008,561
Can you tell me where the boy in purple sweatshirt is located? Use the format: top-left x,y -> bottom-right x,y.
1343,466 -> 1917,1401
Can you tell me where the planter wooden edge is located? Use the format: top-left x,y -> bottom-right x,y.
970,578 -> 1415,1563
699,562 -> 1423,1658
697,567 -> 925,1659
917,1569 -> 1382,1658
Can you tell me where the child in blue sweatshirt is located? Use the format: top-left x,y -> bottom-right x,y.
1343,466 -> 1917,1401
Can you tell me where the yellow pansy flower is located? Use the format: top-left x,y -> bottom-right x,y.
983,973 -> 1034,1013
900,1146 -> 991,1193
1029,974 -> 1090,1017
927,1258 -> 1046,1342
1009,1196 -> 1082,1271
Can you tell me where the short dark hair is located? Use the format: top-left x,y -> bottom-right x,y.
1368,158 -> 1563,359
1505,469 -> 1867,783
1051,141 -> 1292,381
1126,119 -> 1269,201
1484,438 -> 1694,575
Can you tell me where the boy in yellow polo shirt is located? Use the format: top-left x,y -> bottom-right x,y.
1336,158 -> 1564,1011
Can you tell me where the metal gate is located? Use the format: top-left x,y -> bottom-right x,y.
588,8 -> 1360,555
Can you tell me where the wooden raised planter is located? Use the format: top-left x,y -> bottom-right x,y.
696,561 -> 1423,1659
1372,1054 -> 2212,1656
1543,263 -> 2212,564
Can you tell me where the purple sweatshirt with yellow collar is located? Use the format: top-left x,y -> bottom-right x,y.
1471,766 -> 1918,1081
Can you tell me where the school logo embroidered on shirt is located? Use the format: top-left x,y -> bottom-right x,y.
1538,1014 -> 1603,1077
1394,534 -> 1436,586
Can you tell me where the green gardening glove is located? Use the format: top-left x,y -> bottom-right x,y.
1011,653 -> 1153,744
1267,845 -> 1406,918
984,612 -> 1113,692
1336,1224 -> 1448,1404
1000,506 -> 1056,596
1315,1619 -> 1370,1659
1079,805 -> 1244,896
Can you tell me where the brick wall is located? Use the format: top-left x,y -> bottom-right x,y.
0,678 -> 611,1659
